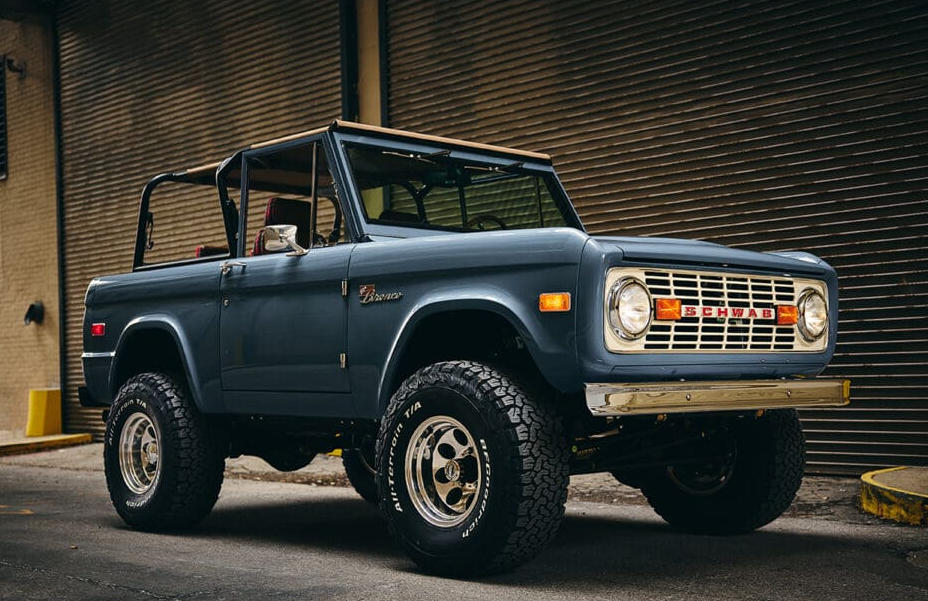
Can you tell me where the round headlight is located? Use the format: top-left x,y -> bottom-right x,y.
798,289 -> 827,341
609,278 -> 652,340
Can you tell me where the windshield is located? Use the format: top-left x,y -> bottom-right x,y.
345,143 -> 572,232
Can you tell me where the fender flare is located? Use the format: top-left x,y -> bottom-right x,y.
377,297 -> 553,412
108,314 -> 205,410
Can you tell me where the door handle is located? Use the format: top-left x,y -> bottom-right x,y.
220,261 -> 246,275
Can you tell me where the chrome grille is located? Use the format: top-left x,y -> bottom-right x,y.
643,270 -> 796,351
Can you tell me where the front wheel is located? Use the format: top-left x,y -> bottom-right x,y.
377,361 -> 569,576
641,410 -> 805,534
104,372 -> 226,530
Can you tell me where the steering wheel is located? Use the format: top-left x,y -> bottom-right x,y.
466,214 -> 508,230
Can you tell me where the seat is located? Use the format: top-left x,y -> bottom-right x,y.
252,197 -> 313,256
194,244 -> 228,258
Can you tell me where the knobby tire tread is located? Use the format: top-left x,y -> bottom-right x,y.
106,372 -> 225,531
377,360 -> 569,575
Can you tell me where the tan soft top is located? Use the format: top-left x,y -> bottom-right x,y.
182,120 -> 550,181
329,120 -> 551,161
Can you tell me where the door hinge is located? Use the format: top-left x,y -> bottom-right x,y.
341,279 -> 349,298
339,353 -> 348,369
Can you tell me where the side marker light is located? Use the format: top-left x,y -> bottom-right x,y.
539,293 -> 571,312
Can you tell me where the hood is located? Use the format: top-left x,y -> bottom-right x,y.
593,236 -> 829,276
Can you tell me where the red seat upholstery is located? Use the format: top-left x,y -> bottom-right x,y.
252,197 -> 312,256
194,244 -> 228,258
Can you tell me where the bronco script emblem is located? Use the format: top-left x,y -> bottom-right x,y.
359,284 -> 403,305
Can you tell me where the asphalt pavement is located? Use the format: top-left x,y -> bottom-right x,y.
0,445 -> 926,600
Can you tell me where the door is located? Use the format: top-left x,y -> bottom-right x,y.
218,139 -> 354,417
219,247 -> 351,394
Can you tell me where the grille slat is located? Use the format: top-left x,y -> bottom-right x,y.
642,269 -> 797,351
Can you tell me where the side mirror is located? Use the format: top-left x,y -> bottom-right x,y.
264,224 -> 309,256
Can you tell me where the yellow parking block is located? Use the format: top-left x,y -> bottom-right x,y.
25,389 -> 62,437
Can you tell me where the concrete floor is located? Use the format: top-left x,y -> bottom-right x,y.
0,447 -> 926,600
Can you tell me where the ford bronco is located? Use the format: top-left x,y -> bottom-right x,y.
81,120 -> 849,576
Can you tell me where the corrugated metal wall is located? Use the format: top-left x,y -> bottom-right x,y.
0,59 -> 6,179
58,0 -> 342,435
387,0 -> 928,474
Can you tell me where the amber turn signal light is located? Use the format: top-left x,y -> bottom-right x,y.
539,293 -> 571,312
655,298 -> 682,321
777,305 -> 798,325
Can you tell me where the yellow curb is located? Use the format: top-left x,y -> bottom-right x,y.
0,433 -> 93,457
860,467 -> 928,526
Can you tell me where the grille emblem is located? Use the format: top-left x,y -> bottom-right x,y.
682,306 -> 775,320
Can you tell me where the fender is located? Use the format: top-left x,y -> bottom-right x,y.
376,292 -> 580,413
109,314 -> 208,411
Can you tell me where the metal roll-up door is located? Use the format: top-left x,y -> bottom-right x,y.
58,0 -> 342,436
387,0 -> 928,474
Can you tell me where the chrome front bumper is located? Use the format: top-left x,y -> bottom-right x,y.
585,379 -> 850,416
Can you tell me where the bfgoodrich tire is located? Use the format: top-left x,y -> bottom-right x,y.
104,372 -> 226,531
343,441 -> 379,504
641,409 -> 805,534
377,361 -> 569,577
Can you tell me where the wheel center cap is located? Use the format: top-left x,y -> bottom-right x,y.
145,443 -> 159,466
444,460 -> 461,482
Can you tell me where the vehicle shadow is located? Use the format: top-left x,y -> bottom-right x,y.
177,491 -> 879,589
491,513 -> 845,589
191,494 -> 400,560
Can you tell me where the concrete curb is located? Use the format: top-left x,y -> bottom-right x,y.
0,433 -> 93,456
860,467 -> 928,526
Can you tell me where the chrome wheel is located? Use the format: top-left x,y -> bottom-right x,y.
119,412 -> 160,495
405,415 -> 482,528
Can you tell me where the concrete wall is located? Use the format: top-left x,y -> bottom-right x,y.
0,18 -> 60,439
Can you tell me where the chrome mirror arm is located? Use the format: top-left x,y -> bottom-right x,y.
284,234 -> 309,257
263,224 -> 309,256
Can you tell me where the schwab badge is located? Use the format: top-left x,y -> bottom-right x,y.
359,284 -> 403,305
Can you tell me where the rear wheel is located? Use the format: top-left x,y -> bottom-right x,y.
104,372 -> 226,530
641,410 -> 805,534
377,361 -> 569,576
343,441 -> 378,504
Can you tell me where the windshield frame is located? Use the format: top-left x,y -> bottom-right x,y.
331,131 -> 585,238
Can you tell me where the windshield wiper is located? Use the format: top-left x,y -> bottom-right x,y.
382,149 -> 452,163
496,160 -> 523,172
462,159 -> 525,174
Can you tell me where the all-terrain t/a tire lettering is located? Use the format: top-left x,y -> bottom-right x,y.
104,372 -> 226,530
376,361 -> 569,576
